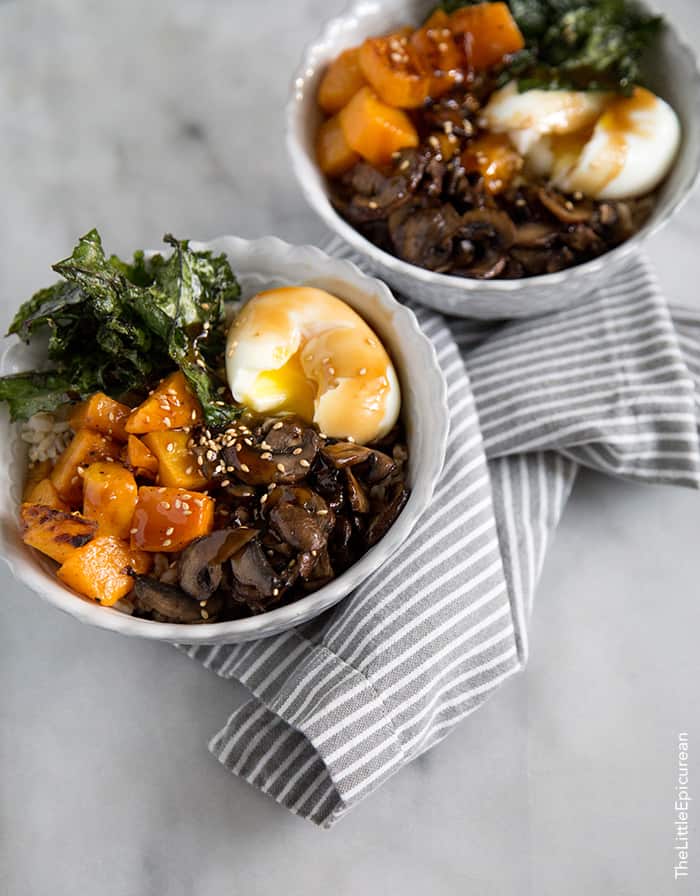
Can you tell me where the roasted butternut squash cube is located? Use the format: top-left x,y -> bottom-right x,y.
125,372 -> 202,434
316,115 -> 360,176
57,535 -> 152,606
358,32 -> 431,109
82,462 -> 138,539
130,486 -> 214,553
23,478 -> 69,511
23,459 -> 53,500
449,2 -> 524,71
21,503 -> 97,565
340,86 -> 418,167
49,429 -> 120,506
142,431 -> 208,490
123,435 -> 159,479
69,393 -> 132,442
318,46 -> 367,115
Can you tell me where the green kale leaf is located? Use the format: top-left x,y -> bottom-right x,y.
435,0 -> 663,92
0,229 -> 242,425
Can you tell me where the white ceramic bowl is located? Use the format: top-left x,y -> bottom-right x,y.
0,236 -> 448,644
287,0 -> 700,319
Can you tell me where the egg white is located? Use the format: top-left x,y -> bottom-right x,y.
226,286 -> 401,444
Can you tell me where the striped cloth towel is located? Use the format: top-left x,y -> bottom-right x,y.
182,249 -> 700,827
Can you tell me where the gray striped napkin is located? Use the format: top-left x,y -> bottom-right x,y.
182,248 -> 700,827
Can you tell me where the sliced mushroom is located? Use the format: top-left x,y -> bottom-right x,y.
133,577 -> 223,624
178,527 -> 258,599
268,503 -> 327,554
366,486 -> 409,547
513,222 -> 559,248
230,540 -> 282,600
461,208 -> 516,248
538,188 -> 594,224
222,418 -> 320,486
389,203 -> 463,271
345,468 -> 370,513
321,442 -> 396,483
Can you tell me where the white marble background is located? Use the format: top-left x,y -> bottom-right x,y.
1,1 -> 699,893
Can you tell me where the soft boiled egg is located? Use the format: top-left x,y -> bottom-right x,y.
550,87 -> 681,200
225,286 -> 401,445
482,82 -> 681,200
480,81 -> 609,155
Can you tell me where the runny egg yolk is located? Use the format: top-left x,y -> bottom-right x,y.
225,286 -> 401,444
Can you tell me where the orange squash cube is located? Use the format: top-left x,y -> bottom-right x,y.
123,435 -> 159,479
82,462 -> 138,539
69,393 -> 132,442
142,431 -> 208,490
318,47 -> 367,115
358,32 -> 431,108
461,133 -> 522,194
410,10 -> 463,98
449,2 -> 524,71
21,503 -> 97,565
50,429 -> 120,506
316,115 -> 360,176
57,535 -> 152,606
340,86 -> 418,167
23,478 -> 69,511
125,371 -> 202,434
130,486 -> 214,553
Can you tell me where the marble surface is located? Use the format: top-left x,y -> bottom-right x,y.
1,1 -> 699,893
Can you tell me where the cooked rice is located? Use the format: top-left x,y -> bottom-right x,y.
21,412 -> 72,464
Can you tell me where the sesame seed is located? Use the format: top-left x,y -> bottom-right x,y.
200,609 -> 209,620
328,366 -> 335,376
318,432 -> 327,439
185,466 -> 193,475
159,501 -> 171,510
221,479 -> 230,487
359,367 -> 367,375
317,509 -> 329,516
199,600 -> 208,607
368,200 -> 378,210
163,417 -> 172,427
235,443 -> 242,451
191,409 -> 197,421
165,527 -> 174,536
292,447 -> 303,456
272,588 -> 280,597
158,487 -> 166,493
276,463 -> 286,473
206,450 -> 217,461
300,459 -> 310,468
272,421 -> 284,430
347,436 -> 355,443
261,452 -> 272,460
260,493 -> 268,504
311,550 -> 318,557
260,441 -> 272,451
240,463 -> 250,473
162,538 -> 172,547
196,455 -> 204,466
166,442 -> 175,453
130,527 -> 138,534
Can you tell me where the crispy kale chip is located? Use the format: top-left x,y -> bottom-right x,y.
0,229 -> 241,425
437,0 -> 663,92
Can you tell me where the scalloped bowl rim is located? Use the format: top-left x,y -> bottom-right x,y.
0,236 -> 449,643
286,0 -> 700,301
